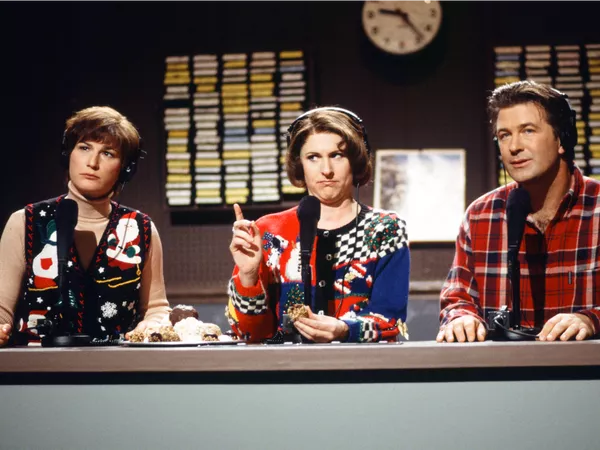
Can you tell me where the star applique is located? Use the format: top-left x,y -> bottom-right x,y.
98,267 -> 105,274
37,297 -> 43,304
68,261 -> 73,267
39,210 -> 46,217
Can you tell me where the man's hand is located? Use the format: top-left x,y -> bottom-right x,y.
0,324 -> 11,347
436,315 -> 487,343
538,313 -> 595,341
294,306 -> 349,343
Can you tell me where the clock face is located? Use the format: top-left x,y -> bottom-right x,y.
362,1 -> 442,55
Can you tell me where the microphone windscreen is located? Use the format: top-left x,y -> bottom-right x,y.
56,199 -> 78,262
506,188 -> 531,254
297,195 -> 321,222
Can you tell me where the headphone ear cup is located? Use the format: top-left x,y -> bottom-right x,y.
564,110 -> 577,156
60,149 -> 69,170
118,148 -> 141,183
118,161 -> 134,183
60,131 -> 70,170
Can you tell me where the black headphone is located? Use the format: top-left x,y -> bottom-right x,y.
285,106 -> 372,156
493,90 -> 577,160
60,130 -> 143,184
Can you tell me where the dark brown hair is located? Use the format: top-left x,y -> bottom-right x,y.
285,108 -> 372,187
64,106 -> 141,165
487,80 -> 576,162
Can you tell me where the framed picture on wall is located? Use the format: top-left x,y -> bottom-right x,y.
373,149 -> 466,243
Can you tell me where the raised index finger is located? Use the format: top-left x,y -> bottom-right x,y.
233,203 -> 245,221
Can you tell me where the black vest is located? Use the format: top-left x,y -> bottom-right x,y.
13,195 -> 151,344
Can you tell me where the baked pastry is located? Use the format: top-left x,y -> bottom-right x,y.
169,304 -> 199,325
287,304 -> 309,322
128,329 -> 145,343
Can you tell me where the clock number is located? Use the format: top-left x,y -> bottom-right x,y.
371,26 -> 379,35
430,9 -> 437,18
425,24 -> 432,32
368,11 -> 374,19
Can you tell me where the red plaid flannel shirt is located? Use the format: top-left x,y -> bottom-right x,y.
440,168 -> 600,335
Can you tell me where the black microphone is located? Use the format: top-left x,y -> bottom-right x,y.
297,195 -> 321,312
54,199 -> 78,327
506,188 -> 531,332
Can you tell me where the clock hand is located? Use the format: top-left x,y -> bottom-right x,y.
378,8 -> 403,17
378,7 -> 425,41
395,8 -> 425,41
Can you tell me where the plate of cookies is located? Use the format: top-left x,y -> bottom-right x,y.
121,304 -> 244,347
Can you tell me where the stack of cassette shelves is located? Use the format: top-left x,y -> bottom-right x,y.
162,50 -> 309,209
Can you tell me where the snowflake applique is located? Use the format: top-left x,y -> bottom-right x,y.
39,210 -> 46,217
36,297 -> 43,304
101,302 -> 118,318
98,267 -> 105,274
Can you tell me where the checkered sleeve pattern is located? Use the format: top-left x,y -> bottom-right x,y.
440,169 -> 600,335
227,278 -> 268,315
336,210 -> 408,266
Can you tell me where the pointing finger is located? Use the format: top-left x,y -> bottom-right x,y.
233,203 -> 244,221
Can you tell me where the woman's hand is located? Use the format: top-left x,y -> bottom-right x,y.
229,203 -> 262,287
0,324 -> 12,347
294,306 -> 349,343
124,320 -> 156,340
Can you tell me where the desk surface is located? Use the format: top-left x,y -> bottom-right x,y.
1,340 -> 599,373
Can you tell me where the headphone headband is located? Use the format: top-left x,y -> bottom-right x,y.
285,106 -> 371,155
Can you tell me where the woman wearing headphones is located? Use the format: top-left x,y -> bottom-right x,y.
0,106 -> 170,346
227,107 -> 410,343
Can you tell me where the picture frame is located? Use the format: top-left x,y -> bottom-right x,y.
373,148 -> 466,243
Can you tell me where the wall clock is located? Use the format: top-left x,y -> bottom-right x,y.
362,1 -> 443,55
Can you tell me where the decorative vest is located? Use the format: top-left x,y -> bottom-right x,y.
13,195 -> 151,344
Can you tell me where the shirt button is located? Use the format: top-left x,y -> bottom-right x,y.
323,231 -> 329,237
326,254 -> 333,261
318,280 -> 326,287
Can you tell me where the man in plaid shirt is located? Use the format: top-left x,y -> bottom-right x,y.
438,80 -> 599,343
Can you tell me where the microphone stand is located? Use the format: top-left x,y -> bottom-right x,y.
503,251 -> 537,341
301,251 -> 312,310
508,254 -> 521,330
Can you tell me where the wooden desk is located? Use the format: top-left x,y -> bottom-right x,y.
1,341 -> 598,450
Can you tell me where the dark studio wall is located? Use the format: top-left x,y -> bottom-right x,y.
2,1 -> 600,312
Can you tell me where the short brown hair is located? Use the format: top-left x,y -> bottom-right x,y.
285,108 -> 372,187
63,106 -> 141,165
487,80 -> 576,161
